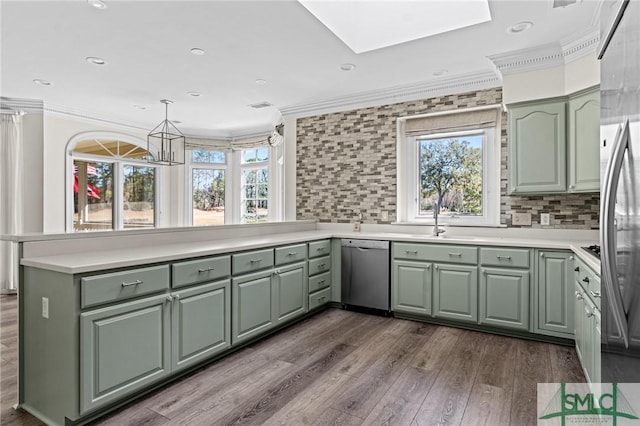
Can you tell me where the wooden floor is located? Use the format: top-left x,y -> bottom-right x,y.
0,294 -> 585,425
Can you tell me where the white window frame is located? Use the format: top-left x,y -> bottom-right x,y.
238,147 -> 272,224
396,105 -> 501,227
187,149 -> 231,226
65,132 -> 161,232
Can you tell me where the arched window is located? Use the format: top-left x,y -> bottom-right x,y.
66,132 -> 159,232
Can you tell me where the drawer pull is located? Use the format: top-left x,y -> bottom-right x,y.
287,252 -> 298,256
575,291 -> 583,300
318,280 -> 326,285
496,255 -> 511,260
405,250 -> 418,254
319,296 -> 326,301
121,280 -> 143,287
250,259 -> 262,263
448,252 -> 462,257
590,290 -> 601,298
198,267 -> 216,273
586,311 -> 594,318
317,264 -> 326,269
317,247 -> 326,252
582,277 -> 590,284
574,267 -> 580,272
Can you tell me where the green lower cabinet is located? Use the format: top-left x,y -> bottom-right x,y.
232,262 -> 308,345
392,260 -> 432,316
232,270 -> 276,345
574,281 -> 586,363
479,267 -> 529,331
591,307 -> 601,383
537,251 -> 574,337
80,294 -> 171,414
275,262 -> 308,323
433,263 -> 478,323
171,280 -> 231,372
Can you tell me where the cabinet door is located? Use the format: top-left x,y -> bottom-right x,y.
568,89 -> 600,192
275,262 -> 308,324
172,280 -> 231,372
508,100 -> 567,194
537,251 -> 574,337
80,294 -> 171,413
591,307 -> 601,383
232,270 -> 275,345
392,260 -> 432,316
574,281 -> 586,364
433,263 -> 478,323
479,267 -> 529,331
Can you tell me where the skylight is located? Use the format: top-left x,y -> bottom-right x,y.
298,0 -> 492,54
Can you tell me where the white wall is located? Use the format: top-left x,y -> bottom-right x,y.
21,111 -> 44,233
502,54 -> 600,104
283,116 -> 297,221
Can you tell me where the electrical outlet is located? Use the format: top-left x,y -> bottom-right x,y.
42,297 -> 49,319
353,222 -> 361,232
540,213 -> 551,226
512,212 -> 532,226
381,211 -> 389,222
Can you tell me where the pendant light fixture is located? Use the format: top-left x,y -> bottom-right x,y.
147,99 -> 185,165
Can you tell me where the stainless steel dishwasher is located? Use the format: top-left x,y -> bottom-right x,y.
341,239 -> 390,313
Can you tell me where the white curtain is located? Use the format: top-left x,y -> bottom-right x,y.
0,112 -> 23,293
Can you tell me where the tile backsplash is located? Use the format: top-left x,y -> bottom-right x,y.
296,87 -> 600,229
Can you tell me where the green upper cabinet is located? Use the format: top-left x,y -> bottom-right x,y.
568,88 -> 600,192
508,99 -> 567,194
507,86 -> 600,195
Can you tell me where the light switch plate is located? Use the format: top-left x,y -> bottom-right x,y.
42,297 -> 49,319
512,212 -> 532,226
540,213 -> 550,226
381,211 -> 389,222
353,222 -> 361,232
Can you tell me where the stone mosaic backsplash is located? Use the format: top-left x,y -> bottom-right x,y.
296,87 -> 600,229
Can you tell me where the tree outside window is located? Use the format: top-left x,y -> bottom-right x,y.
418,134 -> 483,217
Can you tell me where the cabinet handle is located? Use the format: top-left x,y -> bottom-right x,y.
318,280 -> 326,285
166,295 -> 173,302
198,267 -> 216,273
569,255 -> 575,260
250,259 -> 262,263
405,250 -> 418,254
448,252 -> 462,257
582,277 -> 590,284
426,265 -> 431,269
586,311 -> 594,318
540,253 -> 545,258
575,291 -> 583,300
173,294 -> 180,301
496,255 -> 511,260
590,290 -> 601,298
574,267 -> 580,272
273,269 -> 281,276
435,265 -> 439,270
317,247 -> 325,252
287,252 -> 297,257
121,279 -> 143,287
570,185 -> 575,189
319,296 -> 326,301
317,264 -> 326,269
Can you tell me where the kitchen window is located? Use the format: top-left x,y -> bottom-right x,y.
67,134 -> 159,232
397,105 -> 501,226
190,150 -> 227,226
240,148 -> 269,223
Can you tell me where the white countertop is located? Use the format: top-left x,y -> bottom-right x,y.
20,229 -> 600,275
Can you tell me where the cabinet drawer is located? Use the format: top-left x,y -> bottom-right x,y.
480,247 -> 530,268
394,243 -> 477,265
308,240 -> 331,258
172,256 -> 230,288
275,244 -> 307,266
576,259 -> 601,309
309,287 -> 331,310
308,255 -> 331,276
309,271 -> 331,293
81,265 -> 170,309
232,249 -> 274,275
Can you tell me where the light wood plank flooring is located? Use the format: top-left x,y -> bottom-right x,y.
0,295 -> 585,425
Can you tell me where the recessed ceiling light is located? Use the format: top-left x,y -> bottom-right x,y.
33,79 -> 51,86
255,79 -> 267,85
87,0 -> 107,10
190,48 -> 205,56
340,63 -> 356,71
133,105 -> 147,110
507,21 -> 534,34
187,92 -> 201,97
432,69 -> 448,76
86,56 -> 107,65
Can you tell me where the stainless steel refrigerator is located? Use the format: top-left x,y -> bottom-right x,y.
599,0 -> 640,383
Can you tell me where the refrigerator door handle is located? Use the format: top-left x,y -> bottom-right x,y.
601,120 -> 631,348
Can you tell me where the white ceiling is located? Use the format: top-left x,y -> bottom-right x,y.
0,0 -> 600,138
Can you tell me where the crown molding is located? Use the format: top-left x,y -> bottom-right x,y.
280,70 -> 501,118
0,97 -> 44,114
488,29 -> 600,77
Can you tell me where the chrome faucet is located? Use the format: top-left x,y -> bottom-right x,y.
432,202 -> 446,237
